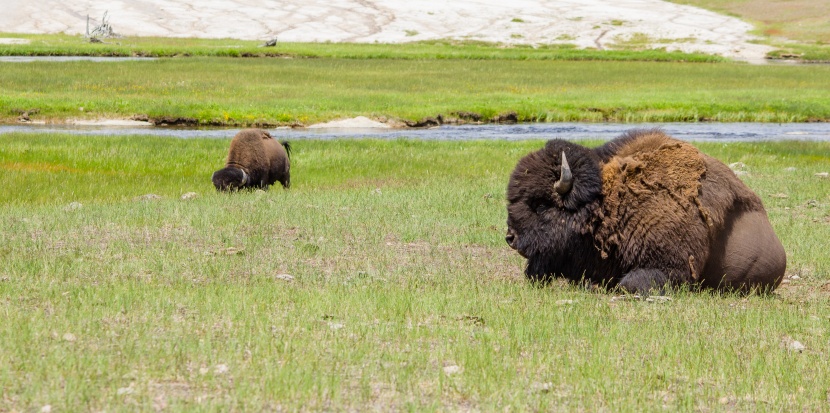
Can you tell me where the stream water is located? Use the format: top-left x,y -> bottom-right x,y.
2,122 -> 830,142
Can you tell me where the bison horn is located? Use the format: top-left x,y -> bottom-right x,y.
554,151 -> 573,195
240,169 -> 249,185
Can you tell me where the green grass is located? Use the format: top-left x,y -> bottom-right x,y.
1,133 -> 829,411
0,33 -> 725,62
766,43 -> 830,63
2,58 -> 830,126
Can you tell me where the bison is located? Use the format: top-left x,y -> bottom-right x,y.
212,128 -> 291,191
505,129 -> 786,294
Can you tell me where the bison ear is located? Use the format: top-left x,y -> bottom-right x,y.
553,151 -> 573,195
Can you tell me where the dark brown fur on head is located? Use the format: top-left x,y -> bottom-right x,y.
506,139 -> 604,283
212,167 -> 249,191
505,129 -> 786,295
212,128 -> 291,191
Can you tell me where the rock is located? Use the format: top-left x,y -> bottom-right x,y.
223,247 -> 245,256
117,386 -> 134,395
443,365 -> 461,375
782,336 -> 806,353
815,172 -> 829,179
64,202 -> 83,211
135,194 -> 162,201
788,340 -> 806,352
274,273 -> 294,282
530,382 -> 553,393
180,192 -> 198,200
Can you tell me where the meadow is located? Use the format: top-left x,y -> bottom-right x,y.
1,133 -> 829,411
2,13 -> 830,409
0,33 -> 726,62
2,56 -> 830,126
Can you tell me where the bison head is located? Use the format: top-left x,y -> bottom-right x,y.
505,140 -> 603,265
212,167 -> 250,191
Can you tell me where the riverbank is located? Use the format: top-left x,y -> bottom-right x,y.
3,58 -> 830,126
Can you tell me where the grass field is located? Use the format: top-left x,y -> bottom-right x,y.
1,133 -> 829,411
2,4 -> 830,408
0,33 -> 725,62
2,57 -> 830,126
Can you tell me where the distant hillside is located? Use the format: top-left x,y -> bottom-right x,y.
666,0 -> 830,43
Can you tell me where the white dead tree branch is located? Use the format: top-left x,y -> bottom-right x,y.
86,11 -> 118,42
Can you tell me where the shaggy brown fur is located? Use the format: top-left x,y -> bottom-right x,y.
212,129 -> 291,191
505,129 -> 786,294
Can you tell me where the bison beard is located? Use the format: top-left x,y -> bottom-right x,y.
505,129 -> 786,294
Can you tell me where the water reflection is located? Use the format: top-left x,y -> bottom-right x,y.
1,122 -> 829,142
0,56 -> 157,62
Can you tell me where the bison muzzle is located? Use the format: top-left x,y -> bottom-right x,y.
505,129 -> 786,294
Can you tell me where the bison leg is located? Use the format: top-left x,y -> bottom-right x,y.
617,268 -> 670,295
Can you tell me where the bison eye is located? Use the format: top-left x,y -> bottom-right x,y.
527,198 -> 550,215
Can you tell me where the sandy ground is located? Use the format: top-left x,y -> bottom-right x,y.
306,116 -> 391,129
2,0 -> 772,62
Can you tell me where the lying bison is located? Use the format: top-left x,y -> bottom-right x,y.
505,129 -> 786,294
212,128 -> 291,191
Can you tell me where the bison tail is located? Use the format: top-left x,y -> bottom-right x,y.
281,141 -> 292,159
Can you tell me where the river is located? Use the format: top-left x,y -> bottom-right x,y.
2,122 -> 830,142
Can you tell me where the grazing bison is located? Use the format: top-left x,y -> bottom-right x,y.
505,129 -> 786,294
212,128 -> 291,191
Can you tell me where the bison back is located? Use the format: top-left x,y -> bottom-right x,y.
226,129 -> 271,174
597,130 -> 785,292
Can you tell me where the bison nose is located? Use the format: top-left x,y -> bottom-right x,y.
505,230 -> 517,249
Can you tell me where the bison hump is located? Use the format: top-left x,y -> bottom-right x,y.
598,134 -> 709,260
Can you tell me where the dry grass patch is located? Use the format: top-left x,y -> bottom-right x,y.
668,0 -> 830,43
